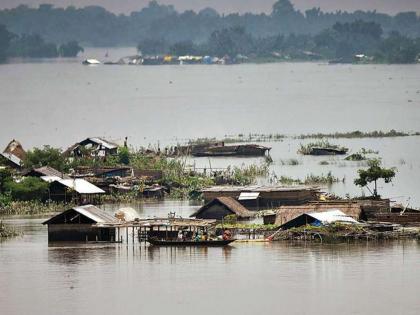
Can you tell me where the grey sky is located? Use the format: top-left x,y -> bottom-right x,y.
0,0 -> 419,15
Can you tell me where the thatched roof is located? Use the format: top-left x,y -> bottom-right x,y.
272,201 -> 363,225
191,197 -> 254,218
3,139 -> 26,160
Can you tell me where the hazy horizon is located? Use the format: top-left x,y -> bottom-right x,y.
0,0 -> 420,15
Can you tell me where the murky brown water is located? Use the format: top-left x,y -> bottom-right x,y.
1,202 -> 420,315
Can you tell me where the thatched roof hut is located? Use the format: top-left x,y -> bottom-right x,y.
191,197 -> 254,220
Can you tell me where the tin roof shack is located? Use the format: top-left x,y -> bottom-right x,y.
280,210 -> 359,230
0,152 -> 23,170
64,137 -> 118,159
43,205 -> 118,242
190,197 -> 254,220
41,176 -> 105,204
202,186 -> 320,210
265,201 -> 364,226
23,166 -> 69,179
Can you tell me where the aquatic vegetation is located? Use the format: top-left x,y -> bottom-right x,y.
279,158 -> 300,166
298,140 -> 348,155
0,221 -> 20,239
319,161 -> 330,165
304,172 -> 343,185
0,201 -> 74,216
278,172 -> 343,186
345,153 -> 366,161
296,129 -> 416,139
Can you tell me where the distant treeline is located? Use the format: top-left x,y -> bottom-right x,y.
0,24 -> 83,61
140,21 -> 420,63
0,0 -> 420,47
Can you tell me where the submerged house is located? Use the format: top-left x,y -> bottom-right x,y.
64,137 -> 119,159
190,197 -> 254,220
280,210 -> 359,230
41,176 -> 105,203
43,205 -> 118,242
201,186 -> 321,210
264,201 -> 364,225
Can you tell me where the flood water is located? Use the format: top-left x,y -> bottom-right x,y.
1,201 -> 420,315
1,49 -> 420,314
1,48 -> 420,206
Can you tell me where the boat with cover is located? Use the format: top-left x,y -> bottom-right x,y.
147,237 -> 235,246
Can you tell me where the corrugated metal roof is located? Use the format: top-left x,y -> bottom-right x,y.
0,152 -> 22,166
40,176 -> 104,194
88,137 -> 118,150
238,192 -> 260,200
74,205 -> 118,223
308,210 -> 359,224
59,179 -> 105,194
43,204 -> 118,225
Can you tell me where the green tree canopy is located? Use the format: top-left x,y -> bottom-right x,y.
0,24 -> 14,62
23,146 -> 67,172
354,158 -> 396,197
58,41 -> 84,57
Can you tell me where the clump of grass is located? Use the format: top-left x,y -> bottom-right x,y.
345,153 -> 366,161
298,140 -> 348,155
278,176 -> 303,185
0,221 -> 21,239
278,172 -> 343,186
296,129 -> 414,139
304,172 -> 343,185
319,160 -> 329,165
0,201 -> 75,216
279,158 -> 300,165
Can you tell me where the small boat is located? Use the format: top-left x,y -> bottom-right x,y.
147,237 -> 235,246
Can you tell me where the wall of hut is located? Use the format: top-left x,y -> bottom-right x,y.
47,224 -> 115,242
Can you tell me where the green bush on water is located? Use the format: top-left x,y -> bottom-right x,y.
0,200 -> 75,216
0,221 -> 20,239
298,140 -> 348,155
278,172 -> 342,185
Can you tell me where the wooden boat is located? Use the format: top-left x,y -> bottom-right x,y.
147,238 -> 235,246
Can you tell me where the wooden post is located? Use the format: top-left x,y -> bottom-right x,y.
132,226 -> 135,244
126,227 -> 128,243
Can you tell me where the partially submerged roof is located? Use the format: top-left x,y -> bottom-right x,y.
43,205 -> 118,225
41,176 -> 105,194
273,201 -> 363,225
280,209 -> 359,229
191,197 -> 254,218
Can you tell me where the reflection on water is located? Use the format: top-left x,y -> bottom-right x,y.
0,219 -> 419,315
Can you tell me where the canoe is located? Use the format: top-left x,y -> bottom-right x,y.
147,238 -> 235,246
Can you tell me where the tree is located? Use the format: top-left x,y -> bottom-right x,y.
0,168 -> 13,193
58,41 -> 84,57
169,40 -> 196,56
354,159 -> 396,198
0,24 -> 14,62
4,177 -> 48,201
23,146 -> 67,172
118,147 -> 130,165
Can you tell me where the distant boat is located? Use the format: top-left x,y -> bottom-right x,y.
82,59 -> 101,65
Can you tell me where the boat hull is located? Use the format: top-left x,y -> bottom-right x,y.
147,238 -> 235,246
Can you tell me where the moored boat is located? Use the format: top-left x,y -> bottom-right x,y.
147,237 -> 235,246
